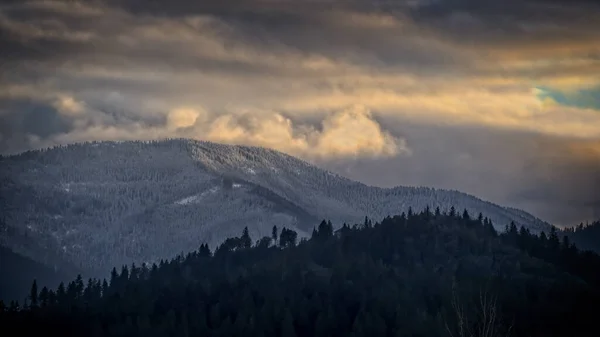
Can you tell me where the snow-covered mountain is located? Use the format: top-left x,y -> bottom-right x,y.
0,139 -> 551,274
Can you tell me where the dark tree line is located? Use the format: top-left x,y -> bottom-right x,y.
560,220 -> 600,254
2,209 -> 600,337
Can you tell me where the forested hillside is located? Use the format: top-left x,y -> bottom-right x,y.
561,220 -> 600,254
2,208 -> 598,337
0,139 -> 550,274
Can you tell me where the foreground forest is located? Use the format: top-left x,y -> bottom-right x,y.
1,208 -> 599,337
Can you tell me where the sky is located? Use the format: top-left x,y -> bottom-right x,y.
1,0 -> 599,226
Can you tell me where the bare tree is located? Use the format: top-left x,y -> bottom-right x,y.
445,282 -> 513,337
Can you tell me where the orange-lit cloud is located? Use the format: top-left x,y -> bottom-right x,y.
204,105 -> 408,159
167,107 -> 203,130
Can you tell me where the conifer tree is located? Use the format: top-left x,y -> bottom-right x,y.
29,279 -> 38,308
241,226 -> 252,249
39,286 -> 49,307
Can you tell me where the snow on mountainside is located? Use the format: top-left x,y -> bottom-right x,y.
0,139 -> 551,274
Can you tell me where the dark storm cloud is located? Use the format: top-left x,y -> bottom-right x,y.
0,99 -> 75,152
0,1 -> 489,75
94,0 -> 466,72
2,0 -> 598,77
0,1 -> 99,64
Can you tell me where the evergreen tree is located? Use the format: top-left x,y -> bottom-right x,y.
109,268 -> 118,290
56,282 -> 66,305
241,226 -> 252,249
317,220 -> 334,239
199,243 -> 211,257
29,279 -> 38,308
462,208 -> 470,221
101,279 -> 109,297
39,286 -> 49,307
75,274 -> 84,299
549,226 -> 560,251
424,205 -> 431,217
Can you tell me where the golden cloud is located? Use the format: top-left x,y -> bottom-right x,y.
53,95 -> 85,116
205,105 -> 408,159
167,107 -> 204,130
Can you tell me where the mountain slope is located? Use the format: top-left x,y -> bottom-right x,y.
0,246 -> 75,302
0,139 -> 551,273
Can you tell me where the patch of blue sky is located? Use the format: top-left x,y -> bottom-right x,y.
535,86 -> 600,110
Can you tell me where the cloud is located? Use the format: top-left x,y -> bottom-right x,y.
205,105 -> 408,159
314,105 -> 406,157
167,107 -> 203,130
53,95 -> 85,115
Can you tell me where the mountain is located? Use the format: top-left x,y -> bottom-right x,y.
0,139 -> 551,274
0,246 -> 75,302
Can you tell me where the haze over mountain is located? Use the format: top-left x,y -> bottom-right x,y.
0,246 -> 76,302
0,139 -> 551,276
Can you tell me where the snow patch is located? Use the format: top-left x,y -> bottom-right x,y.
233,183 -> 242,188
175,195 -> 200,205
175,186 -> 220,205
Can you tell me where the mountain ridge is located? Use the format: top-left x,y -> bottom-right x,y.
0,138 -> 552,274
